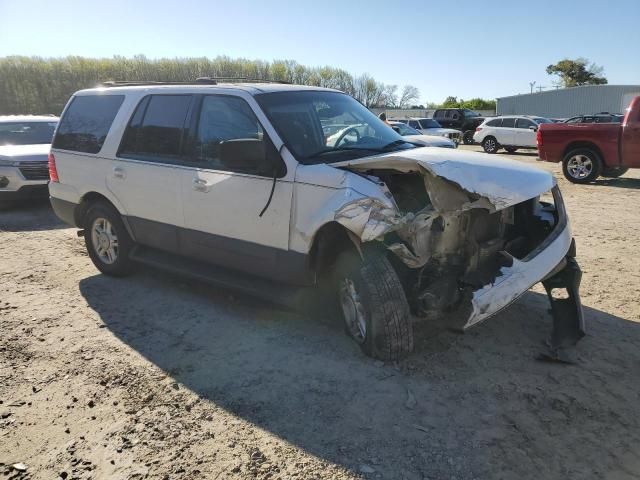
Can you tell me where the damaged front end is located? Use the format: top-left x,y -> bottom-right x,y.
334,157 -> 585,355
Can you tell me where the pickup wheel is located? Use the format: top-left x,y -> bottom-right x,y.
482,136 -> 499,154
562,149 -> 602,183
84,201 -> 134,276
334,250 -> 414,361
601,167 -> 629,178
462,130 -> 474,145
504,146 -> 518,153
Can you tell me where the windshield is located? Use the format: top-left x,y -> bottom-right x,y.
463,109 -> 480,117
419,119 -> 441,129
395,123 -> 420,136
0,121 -> 57,146
255,91 -> 414,164
533,117 -> 553,124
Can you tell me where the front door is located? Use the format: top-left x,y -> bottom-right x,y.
180,94 -> 294,279
514,118 -> 537,147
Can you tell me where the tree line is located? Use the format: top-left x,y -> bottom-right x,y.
0,55 -> 425,115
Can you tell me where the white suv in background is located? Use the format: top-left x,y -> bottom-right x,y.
48,80 -> 584,360
473,116 -> 553,154
0,115 -> 58,205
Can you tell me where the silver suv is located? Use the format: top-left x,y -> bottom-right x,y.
0,115 -> 58,205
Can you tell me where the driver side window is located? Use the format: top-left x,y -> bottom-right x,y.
192,95 -> 279,176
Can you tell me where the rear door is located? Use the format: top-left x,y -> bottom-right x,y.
495,117 -> 516,145
179,93 -> 293,279
514,118 -> 537,146
108,94 -> 194,252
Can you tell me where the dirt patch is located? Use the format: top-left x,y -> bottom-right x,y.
1,152 -> 640,479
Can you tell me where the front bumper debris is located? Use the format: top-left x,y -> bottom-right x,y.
540,252 -> 585,362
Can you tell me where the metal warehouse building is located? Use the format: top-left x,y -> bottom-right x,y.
496,85 -> 640,118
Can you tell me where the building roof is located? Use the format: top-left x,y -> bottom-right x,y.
497,84 -> 640,100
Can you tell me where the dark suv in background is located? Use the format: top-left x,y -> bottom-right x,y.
433,108 -> 485,144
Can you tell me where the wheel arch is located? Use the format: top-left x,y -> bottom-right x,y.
75,191 -> 135,240
562,142 -> 604,164
308,221 -> 363,276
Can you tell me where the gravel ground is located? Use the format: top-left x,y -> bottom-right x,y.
1,147 -> 639,480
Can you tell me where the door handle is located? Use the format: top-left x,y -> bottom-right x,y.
192,178 -> 209,192
113,167 -> 125,179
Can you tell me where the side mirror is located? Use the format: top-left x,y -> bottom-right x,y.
219,138 -> 268,174
529,126 -> 538,131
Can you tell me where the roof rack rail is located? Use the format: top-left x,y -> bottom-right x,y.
99,77 -> 292,88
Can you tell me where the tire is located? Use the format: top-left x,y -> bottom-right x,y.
601,167 -> 628,178
504,146 -> 518,153
462,130 -> 474,145
84,201 -> 134,276
562,148 -> 602,184
482,136 -> 499,154
334,250 -> 414,361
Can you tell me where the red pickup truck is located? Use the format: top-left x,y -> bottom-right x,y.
537,96 -> 640,183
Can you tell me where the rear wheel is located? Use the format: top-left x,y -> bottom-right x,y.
462,130 -> 474,145
84,202 -> 134,276
504,146 -> 518,153
601,167 -> 628,178
562,149 -> 602,183
482,136 -> 499,154
334,250 -> 414,361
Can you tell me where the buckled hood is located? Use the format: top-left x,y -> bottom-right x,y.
333,146 -> 555,211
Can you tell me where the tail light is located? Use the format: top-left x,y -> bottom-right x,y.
536,128 -> 543,147
48,152 -> 59,182
475,127 -> 482,132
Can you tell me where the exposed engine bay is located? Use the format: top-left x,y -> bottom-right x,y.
372,170 -> 557,324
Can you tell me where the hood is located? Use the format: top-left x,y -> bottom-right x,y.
332,146 -> 555,211
421,127 -> 461,135
404,135 -> 455,147
0,144 -> 51,163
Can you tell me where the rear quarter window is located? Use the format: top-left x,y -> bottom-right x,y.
53,95 -> 124,154
486,118 -> 502,127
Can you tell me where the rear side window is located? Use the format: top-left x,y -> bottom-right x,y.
516,118 -> 536,129
501,117 -> 516,128
53,95 -> 124,153
486,118 -> 502,127
119,95 -> 193,162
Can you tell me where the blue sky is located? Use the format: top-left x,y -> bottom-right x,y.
1,0 -> 638,103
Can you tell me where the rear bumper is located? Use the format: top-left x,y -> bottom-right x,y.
50,196 -> 78,227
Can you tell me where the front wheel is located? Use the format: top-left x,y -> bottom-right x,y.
482,136 -> 499,154
601,167 -> 628,178
334,251 -> 414,361
84,202 -> 134,276
562,149 -> 602,183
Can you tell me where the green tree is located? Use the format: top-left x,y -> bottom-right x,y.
441,96 -> 460,108
545,58 -> 607,87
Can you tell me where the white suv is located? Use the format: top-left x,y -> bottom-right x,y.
473,116 -> 553,154
0,115 -> 58,205
49,80 -> 584,360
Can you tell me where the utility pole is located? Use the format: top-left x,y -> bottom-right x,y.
536,85 -> 546,93
529,81 -> 536,94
